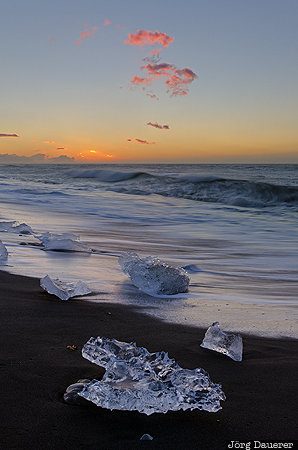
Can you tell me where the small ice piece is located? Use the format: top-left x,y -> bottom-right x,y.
76,337 -> 225,415
140,434 -> 153,441
0,221 -> 33,234
63,379 -> 91,405
119,252 -> 190,296
200,322 -> 243,362
0,221 -> 17,231
37,232 -> 91,252
40,275 -> 91,301
37,232 -> 80,245
182,264 -> 202,273
0,240 -> 8,261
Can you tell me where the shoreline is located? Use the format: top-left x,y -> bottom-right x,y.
1,269 -> 297,449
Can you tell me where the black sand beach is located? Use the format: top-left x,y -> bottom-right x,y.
1,269 -> 297,449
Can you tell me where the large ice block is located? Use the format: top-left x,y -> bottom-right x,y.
37,232 -> 91,252
0,240 -> 8,261
119,252 -> 190,296
40,275 -> 91,300
200,322 -> 243,362
76,336 -> 225,415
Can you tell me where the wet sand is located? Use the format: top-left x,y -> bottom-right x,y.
0,269 -> 297,449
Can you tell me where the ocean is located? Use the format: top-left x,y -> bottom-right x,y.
0,163 -> 297,338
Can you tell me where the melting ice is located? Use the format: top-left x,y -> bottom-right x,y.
201,322 -> 243,362
37,232 -> 91,252
75,336 -> 225,415
119,252 -> 190,296
40,275 -> 91,301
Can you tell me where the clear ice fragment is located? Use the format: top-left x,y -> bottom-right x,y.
119,252 -> 190,296
200,322 -> 243,362
76,336 -> 225,415
64,379 -> 91,405
140,434 -> 153,441
40,275 -> 91,300
0,240 -> 8,261
36,232 -> 91,252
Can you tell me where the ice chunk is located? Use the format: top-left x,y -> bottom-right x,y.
0,240 -> 8,261
119,252 -> 190,296
200,322 -> 243,362
0,221 -> 33,234
37,232 -> 80,245
140,434 -> 153,441
76,337 -> 225,415
36,232 -> 91,252
40,275 -> 91,301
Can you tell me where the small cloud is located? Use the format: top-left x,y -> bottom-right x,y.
125,30 -> 174,47
0,133 -> 19,137
104,19 -> 111,26
43,140 -> 55,144
131,63 -> 198,96
56,147 -> 64,150
50,36 -> 56,44
146,92 -> 159,100
130,75 -> 152,86
147,122 -> 169,130
0,153 -> 75,164
127,138 -> 155,145
75,26 -> 98,45
104,154 -> 114,158
116,24 -> 121,29
90,150 -> 97,153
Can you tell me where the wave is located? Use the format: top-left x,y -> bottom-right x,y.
67,168 -> 298,208
67,168 -> 149,183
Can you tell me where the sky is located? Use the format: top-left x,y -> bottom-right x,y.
0,0 -> 298,163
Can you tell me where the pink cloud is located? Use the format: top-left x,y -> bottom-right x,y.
0,133 -> 19,137
75,26 -> 98,45
104,19 -> 111,26
130,75 -> 152,86
131,63 -> 198,96
147,122 -> 169,130
127,138 -> 155,145
125,30 -> 174,47
50,36 -> 56,44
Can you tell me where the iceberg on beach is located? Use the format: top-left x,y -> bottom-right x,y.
36,232 -> 91,252
75,337 -> 225,415
119,252 -> 190,296
0,240 -> 8,261
0,221 -> 33,235
200,322 -> 243,362
40,275 -> 91,301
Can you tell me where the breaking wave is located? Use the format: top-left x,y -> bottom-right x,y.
67,168 -> 149,183
68,168 -> 298,208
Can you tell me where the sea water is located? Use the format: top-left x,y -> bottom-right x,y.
0,163 -> 297,338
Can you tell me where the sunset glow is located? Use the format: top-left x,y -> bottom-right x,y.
0,1 -> 297,163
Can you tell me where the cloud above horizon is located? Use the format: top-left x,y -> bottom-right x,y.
0,153 -> 75,164
131,63 -> 198,96
147,122 -> 169,130
75,26 -> 98,45
125,30 -> 174,47
0,133 -> 19,137
125,29 -> 197,97
127,138 -> 155,145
